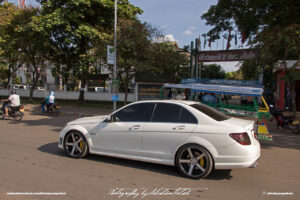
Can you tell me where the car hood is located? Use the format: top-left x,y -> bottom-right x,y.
67,115 -> 108,125
220,117 -> 255,131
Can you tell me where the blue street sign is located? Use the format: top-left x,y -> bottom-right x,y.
112,94 -> 119,102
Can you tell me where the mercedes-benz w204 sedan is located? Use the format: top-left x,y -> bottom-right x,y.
58,100 -> 260,179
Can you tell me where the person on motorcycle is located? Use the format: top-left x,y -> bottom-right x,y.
42,91 -> 55,113
1,90 -> 20,117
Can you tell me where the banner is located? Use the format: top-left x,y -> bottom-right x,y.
107,45 -> 115,65
198,49 -> 256,62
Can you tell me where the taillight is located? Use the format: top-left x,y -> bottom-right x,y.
230,132 -> 251,145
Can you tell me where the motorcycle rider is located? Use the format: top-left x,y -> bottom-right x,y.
41,91 -> 55,113
1,90 -> 20,116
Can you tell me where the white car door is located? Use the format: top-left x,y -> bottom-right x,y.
96,121 -> 144,155
142,103 -> 197,159
96,103 -> 155,156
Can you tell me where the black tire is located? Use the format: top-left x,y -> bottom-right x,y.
37,106 -> 44,114
294,124 -> 300,134
175,144 -> 213,179
290,124 -> 300,134
13,111 -> 23,121
53,107 -> 59,117
63,131 -> 88,159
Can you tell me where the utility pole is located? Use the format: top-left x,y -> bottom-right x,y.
113,0 -> 118,111
195,38 -> 199,79
190,41 -> 194,78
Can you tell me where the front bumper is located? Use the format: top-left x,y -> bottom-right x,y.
58,136 -> 64,149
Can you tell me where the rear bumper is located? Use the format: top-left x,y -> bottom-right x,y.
214,138 -> 261,169
214,151 -> 260,169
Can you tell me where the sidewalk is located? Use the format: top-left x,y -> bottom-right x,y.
24,104 -> 112,117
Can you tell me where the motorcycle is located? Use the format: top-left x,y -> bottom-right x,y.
0,103 -> 24,121
39,101 -> 60,117
269,105 -> 300,134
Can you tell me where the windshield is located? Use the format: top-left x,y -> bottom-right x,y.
190,103 -> 230,121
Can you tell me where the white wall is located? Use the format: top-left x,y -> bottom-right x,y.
0,89 -> 136,102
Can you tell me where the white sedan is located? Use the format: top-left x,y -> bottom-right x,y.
58,100 -> 260,179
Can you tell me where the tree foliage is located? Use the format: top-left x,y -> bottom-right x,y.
116,19 -> 155,104
0,2 -> 24,88
202,0 -> 300,113
15,7 -> 49,98
34,0 -> 142,102
201,64 -> 225,79
202,0 -> 300,45
240,59 -> 257,80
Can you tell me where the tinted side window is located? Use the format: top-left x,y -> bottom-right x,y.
190,103 -> 230,121
179,107 -> 197,124
152,103 -> 182,123
114,103 -> 155,122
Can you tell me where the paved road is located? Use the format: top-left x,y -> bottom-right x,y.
0,113 -> 299,200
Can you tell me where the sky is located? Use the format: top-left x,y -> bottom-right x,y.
7,0 -> 240,72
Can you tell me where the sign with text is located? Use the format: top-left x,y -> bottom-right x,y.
107,45 -> 115,65
138,83 -> 163,101
198,49 -> 256,62
111,79 -> 119,94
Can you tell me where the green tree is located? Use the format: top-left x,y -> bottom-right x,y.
115,19 -> 188,104
146,42 -> 189,83
0,2 -> 24,88
202,0 -> 300,113
34,0 -> 142,103
201,64 -> 226,79
116,19 -> 154,104
240,59 -> 258,80
14,7 -> 48,99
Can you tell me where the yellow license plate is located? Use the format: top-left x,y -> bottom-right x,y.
292,120 -> 299,125
20,109 -> 24,112
56,106 -> 60,109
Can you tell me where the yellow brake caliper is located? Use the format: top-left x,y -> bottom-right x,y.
200,157 -> 205,167
79,141 -> 84,150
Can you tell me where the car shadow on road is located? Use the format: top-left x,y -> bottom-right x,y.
38,142 -> 233,180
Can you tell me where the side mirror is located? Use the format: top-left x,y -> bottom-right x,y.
104,115 -> 116,123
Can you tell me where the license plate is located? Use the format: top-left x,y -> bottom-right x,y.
256,134 -> 273,141
20,109 -> 24,112
292,120 -> 299,125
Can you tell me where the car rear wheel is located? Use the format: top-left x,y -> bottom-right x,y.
176,144 -> 213,179
64,131 -> 88,158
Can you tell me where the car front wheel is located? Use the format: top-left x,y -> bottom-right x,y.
176,144 -> 213,179
64,131 -> 88,158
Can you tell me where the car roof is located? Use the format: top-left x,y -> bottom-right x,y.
134,99 -> 199,106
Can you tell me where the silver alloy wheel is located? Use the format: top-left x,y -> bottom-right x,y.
176,145 -> 213,179
64,131 -> 87,158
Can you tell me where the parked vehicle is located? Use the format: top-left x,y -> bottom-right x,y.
0,104 -> 24,120
160,79 -> 270,119
58,100 -> 260,179
13,85 -> 27,90
269,105 -> 300,134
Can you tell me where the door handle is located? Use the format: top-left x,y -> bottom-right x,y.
129,125 -> 141,131
173,125 -> 185,130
